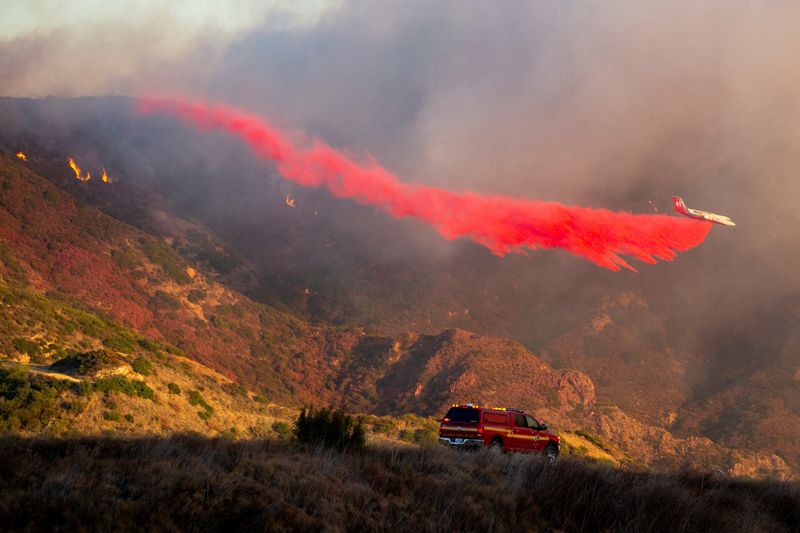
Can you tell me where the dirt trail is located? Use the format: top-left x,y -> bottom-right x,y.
1,361 -> 81,382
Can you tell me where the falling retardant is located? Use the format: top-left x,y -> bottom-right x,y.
136,98 -> 712,272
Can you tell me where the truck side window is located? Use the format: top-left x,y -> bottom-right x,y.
514,414 -> 527,427
525,415 -> 539,429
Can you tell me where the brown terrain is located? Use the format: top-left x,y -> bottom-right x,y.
0,95 -> 800,477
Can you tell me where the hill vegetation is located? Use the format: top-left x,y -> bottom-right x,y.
0,435 -> 797,532
0,150 -> 793,478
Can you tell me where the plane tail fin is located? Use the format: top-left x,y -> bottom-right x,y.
672,196 -> 688,215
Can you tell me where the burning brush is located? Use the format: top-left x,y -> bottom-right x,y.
67,157 -> 113,184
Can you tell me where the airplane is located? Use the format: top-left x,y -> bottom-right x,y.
672,196 -> 735,226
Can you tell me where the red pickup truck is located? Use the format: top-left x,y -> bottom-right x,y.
438,404 -> 560,460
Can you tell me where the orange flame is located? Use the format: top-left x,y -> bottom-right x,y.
101,168 -> 112,183
285,194 -> 296,208
15,152 -> 27,161
68,157 -> 91,182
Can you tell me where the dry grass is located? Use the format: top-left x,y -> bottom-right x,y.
0,435 -> 797,532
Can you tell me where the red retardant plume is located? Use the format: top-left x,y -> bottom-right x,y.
136,98 -> 712,272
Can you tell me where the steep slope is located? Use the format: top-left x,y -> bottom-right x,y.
0,121 -> 794,477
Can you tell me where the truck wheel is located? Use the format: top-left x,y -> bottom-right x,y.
489,438 -> 503,453
544,443 -> 559,462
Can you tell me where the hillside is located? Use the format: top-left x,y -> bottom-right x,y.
0,151 -> 792,478
1,436 -> 798,533
2,95 -> 797,478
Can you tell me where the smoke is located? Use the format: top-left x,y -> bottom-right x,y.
137,97 -> 711,272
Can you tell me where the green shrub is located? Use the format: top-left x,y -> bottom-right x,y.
103,411 -> 122,422
147,291 -> 181,311
575,430 -> 612,453
50,350 -> 119,376
221,383 -> 246,398
271,421 -> 292,439
103,336 -> 137,354
167,383 -> 181,395
124,414 -> 134,423
75,381 -> 93,396
294,407 -> 365,450
12,338 -> 40,357
188,390 -> 213,418
131,357 -> 153,376
94,377 -> 155,401
136,338 -> 162,353
141,240 -> 190,285
399,428 -> 415,442
370,418 -> 396,435
0,367 -> 68,432
187,289 -> 206,303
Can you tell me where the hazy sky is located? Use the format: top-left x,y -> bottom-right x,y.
3,0 -> 800,233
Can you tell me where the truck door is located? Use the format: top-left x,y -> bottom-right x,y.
511,414 -> 534,451
525,415 -> 546,453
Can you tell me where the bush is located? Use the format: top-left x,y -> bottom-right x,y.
0,367 -> 68,432
221,383 -> 246,398
12,338 -> 40,357
188,390 -> 213,419
103,411 -> 122,422
50,350 -> 119,376
141,240 -> 190,285
294,407 -> 365,450
271,421 -> 292,439
94,377 -> 155,401
103,336 -> 137,354
131,357 -> 153,376
187,289 -> 206,304
167,383 -> 181,395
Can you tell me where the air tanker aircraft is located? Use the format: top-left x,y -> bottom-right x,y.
672,196 -> 735,226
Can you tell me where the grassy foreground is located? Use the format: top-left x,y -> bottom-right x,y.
0,436 -> 797,532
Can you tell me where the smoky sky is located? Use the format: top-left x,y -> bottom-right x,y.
4,0 -> 800,310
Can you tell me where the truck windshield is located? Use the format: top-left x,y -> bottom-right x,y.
444,408 -> 480,424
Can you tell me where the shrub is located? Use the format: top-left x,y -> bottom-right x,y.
12,338 -> 40,357
131,357 -> 153,376
75,381 -> 93,396
94,377 -> 155,401
124,414 -> 134,423
0,367 -> 68,432
271,421 -> 292,439
167,383 -> 181,395
221,383 -> 247,398
141,240 -> 190,285
576,430 -> 612,453
103,336 -> 137,354
294,407 -> 365,450
187,289 -> 206,304
103,411 -> 122,422
50,350 -> 119,376
188,390 -> 213,419
147,291 -> 181,312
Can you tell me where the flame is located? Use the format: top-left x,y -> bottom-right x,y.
15,152 -> 27,161
101,168 -> 112,183
285,194 -> 296,208
68,157 -> 91,182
